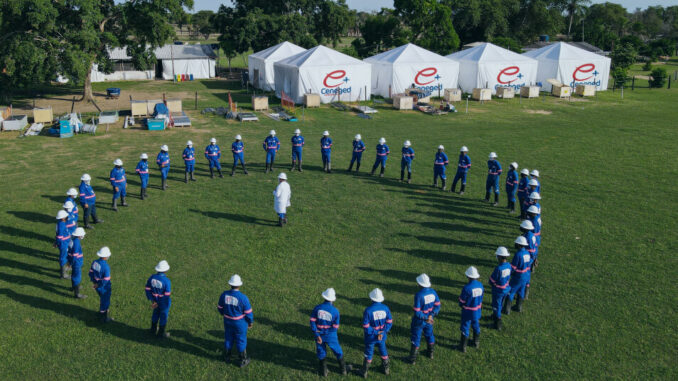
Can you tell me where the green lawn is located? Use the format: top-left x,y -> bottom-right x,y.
0,83 -> 676,379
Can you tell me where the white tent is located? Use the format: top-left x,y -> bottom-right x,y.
274,45 -> 371,104
364,43 -> 459,98
446,42 -> 538,94
522,42 -> 611,91
249,42 -> 307,91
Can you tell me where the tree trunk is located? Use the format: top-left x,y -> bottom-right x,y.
567,12 -> 574,39
81,64 -> 94,102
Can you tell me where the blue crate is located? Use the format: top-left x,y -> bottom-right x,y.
147,118 -> 165,131
59,119 -> 73,138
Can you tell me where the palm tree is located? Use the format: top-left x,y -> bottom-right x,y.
566,0 -> 591,40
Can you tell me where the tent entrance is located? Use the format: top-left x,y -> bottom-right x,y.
253,69 -> 260,88
155,60 -> 163,79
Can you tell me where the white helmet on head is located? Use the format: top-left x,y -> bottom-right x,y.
465,266 -> 480,279
81,173 -> 91,182
62,201 -> 74,211
73,227 -> 86,238
155,260 -> 170,272
161,145 -> 169,152
515,236 -> 528,246
521,168 -> 529,175
210,138 -> 217,144
323,130 -> 330,136
228,274 -> 243,287
438,145 -> 444,150
460,146 -> 468,152
322,287 -> 337,302
416,273 -> 431,288
140,153 -> 149,160
379,137 -> 386,144
235,134 -> 242,140
113,158 -> 123,166
355,134 -> 362,140
97,246 -> 111,258
529,179 -> 539,187
527,205 -> 540,214
495,246 -> 510,257
520,220 -> 534,230
531,169 -> 540,177
511,162 -> 518,169
56,210 -> 69,219
278,172 -> 287,180
269,130 -> 276,136
488,152 -> 497,159
187,140 -> 193,147
67,188 -> 78,197
294,129 -> 301,134
529,192 -> 541,200
369,288 -> 384,303
404,140 -> 411,147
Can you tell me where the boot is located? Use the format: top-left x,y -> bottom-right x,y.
101,311 -> 114,323
223,349 -> 232,363
441,179 -> 446,191
121,197 -> 128,207
150,321 -> 158,335
484,191 -> 490,202
184,172 -> 188,183
291,160 -> 296,171
360,358 -> 370,378
84,216 -> 93,229
270,159 -> 275,171
140,188 -> 145,200
382,357 -> 390,375
473,331 -> 480,348
92,214 -> 103,224
347,162 -> 354,172
323,162 -> 327,172
112,198 -> 118,212
242,163 -> 249,175
493,314 -> 499,330
238,351 -> 250,368
278,217 -> 283,227
407,172 -> 412,184
230,165 -> 236,176
379,167 -> 384,178
370,167 -> 375,176
73,285 -> 87,299
493,193 -> 499,206
451,180 -> 457,193
509,200 -> 515,213
319,359 -> 328,377
355,162 -> 360,172
497,317 -> 503,331
190,171 -> 196,181
218,169 -> 224,178
400,169 -> 405,182
210,167 -> 215,178
524,285 -> 530,300
407,345 -> 418,364
157,324 -> 170,339
502,295 -> 512,315
162,178 -> 167,190
338,357 -> 349,375
460,184 -> 466,195
327,162 -> 332,173
427,342 -> 435,359
283,216 -> 288,225
265,163 -> 270,174
298,161 -> 302,172
433,176 -> 438,188
60,266 -> 71,279
459,334 -> 468,353
512,296 -> 523,312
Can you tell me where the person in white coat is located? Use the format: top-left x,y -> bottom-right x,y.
274,173 -> 291,227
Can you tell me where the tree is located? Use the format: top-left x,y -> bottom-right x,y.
649,67 -> 667,88
394,0 -> 460,54
351,10 -> 409,57
191,10 -> 215,40
610,43 -> 636,70
566,0 -> 591,39
582,2 -> 629,50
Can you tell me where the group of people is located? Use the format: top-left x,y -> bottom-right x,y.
51,131 -> 544,377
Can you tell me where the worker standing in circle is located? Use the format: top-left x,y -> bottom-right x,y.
231,135 -> 249,176
320,131 -> 333,173
348,134 -> 366,172
400,140 -> 415,183
451,146 -> 471,194
371,137 -> 390,177
110,158 -> 128,211
263,130 -> 280,174
183,141 -> 197,182
156,145 -> 170,190
291,129 -> 305,172
205,138 -> 223,178
485,152 -> 502,205
135,153 -> 150,200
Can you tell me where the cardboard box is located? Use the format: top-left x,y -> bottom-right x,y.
131,100 -> 147,116
472,88 -> 492,101
552,85 -> 571,98
165,99 -> 182,113
33,107 -> 53,124
393,94 -> 413,110
147,100 -> 162,115
576,85 -> 596,97
496,87 -> 515,99
405,88 -> 430,103
304,94 -> 320,108
444,88 -> 462,102
520,86 -> 540,98
252,96 -> 269,111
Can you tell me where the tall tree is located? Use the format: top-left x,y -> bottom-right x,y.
394,0 -> 460,54
566,0 -> 591,39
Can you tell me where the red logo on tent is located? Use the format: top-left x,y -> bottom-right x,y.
573,63 -> 595,81
497,66 -> 521,84
324,70 -> 347,88
415,67 -> 438,85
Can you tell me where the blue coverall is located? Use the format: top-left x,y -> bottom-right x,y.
401,147 -> 415,174
506,168 -> 518,202
486,159 -> 502,196
320,137 -> 333,167
68,236 -> 84,288
434,152 -> 449,181
518,175 -> 530,216
183,147 -> 196,172
508,247 -> 532,301
531,178 -> 541,193
205,144 -> 221,170
55,220 -> 71,267
459,280 -> 484,337
350,140 -> 366,168
372,144 -> 390,172
291,135 -> 305,161
489,262 -> 512,319
156,151 -> 170,180
263,136 -> 280,164
218,290 -> 253,353
232,141 -> 245,165
362,302 -> 393,362
310,301 -> 344,360
78,181 -> 97,223
109,166 -> 127,200
66,208 -> 78,235
65,196 -> 79,229
135,160 -> 149,189
89,258 -> 112,313
145,273 -> 172,326
410,288 -> 441,347
451,154 -> 471,189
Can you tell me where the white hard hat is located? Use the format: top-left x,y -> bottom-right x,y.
369,288 -> 384,303
404,140 -> 411,147
323,131 -> 330,136
355,134 -> 362,140
210,138 -> 217,143
489,152 -> 497,159
520,219 -> 535,230
529,192 -> 541,200
495,246 -> 510,257
155,260 -> 170,272
269,130 -> 276,136
235,134 -> 242,140
278,172 -> 287,180
113,158 -> 123,166
97,246 -> 111,258
56,210 -> 69,219
460,146 -> 468,152
81,173 -> 91,181
416,273 -> 431,288
140,153 -> 149,160
161,145 -> 169,151
187,140 -> 193,146
228,274 -> 243,287
67,188 -> 78,197
294,129 -> 301,134
465,266 -> 480,279
511,162 -> 518,169
529,179 -> 539,186
322,287 -> 337,302
527,205 -> 540,214
379,137 -> 386,144
515,236 -> 528,246
531,169 -> 540,177
73,227 -> 86,237
62,201 -> 74,211
521,168 -> 530,175
438,145 -> 444,150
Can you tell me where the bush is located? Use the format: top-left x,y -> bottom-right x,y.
649,67 -> 667,88
612,67 -> 628,88
642,61 -> 652,71
491,37 -> 522,53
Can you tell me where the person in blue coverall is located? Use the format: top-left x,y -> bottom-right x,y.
505,162 -> 519,213
359,288 -> 393,378
63,201 -> 77,235
218,274 -> 253,368
505,236 -> 532,315
263,130 -> 280,174
146,260 -> 172,339
348,134 -> 366,173
320,131 -> 333,173
65,188 -> 79,226
79,174 -> 102,229
135,153 -> 150,200
458,266 -> 484,352
54,210 -> 71,279
156,145 -> 170,190
370,138 -> 390,177
451,146 -> 471,194
310,288 -> 350,376
400,140 -> 415,183
489,246 -> 511,330
231,134 -> 249,175
205,138 -> 223,178
291,128 -> 305,172
485,152 -> 502,205
433,145 -> 449,190
530,169 -> 541,193
517,168 -> 530,219
183,140 -> 197,182
527,205 -> 542,271
68,227 -> 87,299
89,246 -> 113,323
110,158 -> 128,211
408,273 -> 441,364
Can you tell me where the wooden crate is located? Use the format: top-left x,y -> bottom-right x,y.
405,88 -> 430,103
252,96 -> 269,111
552,85 -> 571,98
165,99 -> 182,113
575,85 -> 596,97
496,87 -> 515,99
444,88 -> 462,102
472,88 -> 491,101
393,94 -> 413,110
520,86 -> 540,98
33,107 -> 53,124
147,100 -> 162,115
304,94 -> 320,108
131,100 -> 147,116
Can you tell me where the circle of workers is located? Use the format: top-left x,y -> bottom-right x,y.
53,130 -> 544,377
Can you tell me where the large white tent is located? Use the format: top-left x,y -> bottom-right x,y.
364,43 -> 459,98
274,45 -> 371,104
249,41 -> 307,91
446,42 -> 538,94
522,42 -> 611,91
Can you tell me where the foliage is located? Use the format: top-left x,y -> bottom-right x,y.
643,61 -> 653,71
581,2 -> 628,51
610,43 -> 637,70
191,10 -> 215,40
611,66 -> 628,88
394,0 -> 460,54
649,67 -> 667,88
491,36 -> 522,53
351,10 -> 409,58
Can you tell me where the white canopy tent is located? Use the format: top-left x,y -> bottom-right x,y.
522,42 -> 611,91
274,45 -> 371,104
446,42 -> 538,94
364,43 -> 459,98
249,41 -> 307,91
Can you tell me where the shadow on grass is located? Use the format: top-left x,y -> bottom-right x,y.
6,211 -> 55,224
0,272 -> 71,296
0,226 -> 54,244
356,267 -> 464,290
388,247 -> 496,267
397,233 -> 497,251
41,194 -> 68,204
190,209 -> 278,226
0,240 -> 54,261
0,256 -> 57,278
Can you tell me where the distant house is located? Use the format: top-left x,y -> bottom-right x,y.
523,41 -> 607,56
91,44 -> 217,82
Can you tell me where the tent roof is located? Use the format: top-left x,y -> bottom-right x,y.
250,41 -> 306,61
522,42 -> 610,62
364,43 -> 455,65
446,42 -> 535,64
107,44 -> 216,61
275,45 -> 367,68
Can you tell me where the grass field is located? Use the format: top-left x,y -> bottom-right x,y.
1,82 -> 677,380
